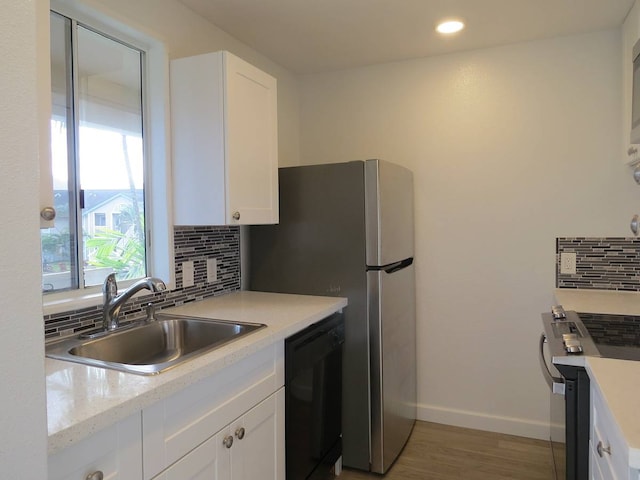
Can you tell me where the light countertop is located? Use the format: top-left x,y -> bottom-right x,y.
46,291 -> 347,455
554,288 -> 640,316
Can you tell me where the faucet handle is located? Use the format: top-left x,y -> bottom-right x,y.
102,273 -> 118,298
103,273 -> 118,302
146,303 -> 156,322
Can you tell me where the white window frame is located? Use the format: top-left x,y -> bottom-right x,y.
43,0 -> 175,315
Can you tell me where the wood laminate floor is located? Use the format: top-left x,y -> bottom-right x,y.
338,421 -> 554,480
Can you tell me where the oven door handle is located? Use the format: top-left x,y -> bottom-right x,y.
539,333 -> 565,395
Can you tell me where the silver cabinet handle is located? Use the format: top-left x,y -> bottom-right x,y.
629,146 -> 638,156
40,206 -> 56,221
232,211 -> 241,221
235,427 -> 245,440
596,441 -> 611,457
223,435 -> 234,448
632,215 -> 639,236
634,166 -> 640,184
86,472 -> 104,480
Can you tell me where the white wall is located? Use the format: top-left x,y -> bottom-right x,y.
0,1 -> 48,477
89,0 -> 301,167
298,29 -> 638,438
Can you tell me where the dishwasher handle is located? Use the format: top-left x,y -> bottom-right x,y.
539,333 -> 565,395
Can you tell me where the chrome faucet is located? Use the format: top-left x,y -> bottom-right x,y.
103,273 -> 167,331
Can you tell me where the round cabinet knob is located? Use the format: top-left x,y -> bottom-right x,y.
232,211 -> 241,221
596,441 -> 611,457
631,215 -> 639,236
223,435 -> 234,449
235,427 -> 245,440
634,166 -> 640,185
86,472 -> 104,480
40,206 -> 56,221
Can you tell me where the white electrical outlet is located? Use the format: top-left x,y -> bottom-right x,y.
207,258 -> 218,283
182,261 -> 195,288
560,252 -> 577,275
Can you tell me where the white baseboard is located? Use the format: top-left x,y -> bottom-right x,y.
417,403 -> 551,441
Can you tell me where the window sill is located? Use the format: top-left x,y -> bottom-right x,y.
43,288 -> 104,316
42,278 -> 175,316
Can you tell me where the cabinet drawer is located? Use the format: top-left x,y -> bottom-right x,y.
48,412 -> 142,480
591,385 -> 628,480
143,343 -> 284,479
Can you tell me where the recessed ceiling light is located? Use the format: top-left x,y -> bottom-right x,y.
436,20 -> 465,35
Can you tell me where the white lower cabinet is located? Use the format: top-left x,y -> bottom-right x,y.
145,343 -> 285,480
590,382 -> 635,480
154,389 -> 285,480
229,389 -> 285,480
48,343 -> 285,480
48,413 -> 143,480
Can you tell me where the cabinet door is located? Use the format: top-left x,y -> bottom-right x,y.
171,52 -> 227,226
225,52 -> 279,225
623,0 -> 640,164
230,388 -> 285,480
591,383 -> 628,479
48,413 -> 142,480
152,430 -> 230,480
38,3 -> 55,228
172,50 -> 278,227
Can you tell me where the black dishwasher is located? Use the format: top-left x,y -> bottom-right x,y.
285,312 -> 344,480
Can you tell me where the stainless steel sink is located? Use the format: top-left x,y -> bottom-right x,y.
46,314 -> 266,375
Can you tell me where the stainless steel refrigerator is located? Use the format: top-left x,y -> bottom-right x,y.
248,159 -> 416,474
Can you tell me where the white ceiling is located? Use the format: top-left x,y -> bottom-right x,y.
179,0 -> 635,74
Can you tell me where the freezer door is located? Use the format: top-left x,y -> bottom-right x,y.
368,262 -> 416,473
365,159 -> 414,266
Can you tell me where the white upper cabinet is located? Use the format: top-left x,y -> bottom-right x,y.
171,51 -> 279,226
622,0 -> 640,165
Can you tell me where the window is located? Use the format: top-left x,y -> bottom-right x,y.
112,212 -> 121,231
94,213 -> 106,228
43,10 -> 148,293
41,0 -> 175,306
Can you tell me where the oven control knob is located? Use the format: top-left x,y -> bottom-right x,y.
564,340 -> 583,354
551,305 -> 566,320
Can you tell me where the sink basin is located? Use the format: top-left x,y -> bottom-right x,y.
46,314 -> 266,375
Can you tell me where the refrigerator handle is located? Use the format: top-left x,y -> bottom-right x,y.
368,258 -> 413,274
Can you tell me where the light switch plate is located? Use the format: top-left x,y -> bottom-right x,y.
207,258 -> 217,283
182,261 -> 195,288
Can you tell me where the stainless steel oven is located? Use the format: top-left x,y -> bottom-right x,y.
540,309 -> 599,480
540,307 -> 640,479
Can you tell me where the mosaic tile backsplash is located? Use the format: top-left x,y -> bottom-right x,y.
44,226 -> 241,341
557,237 -> 640,291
